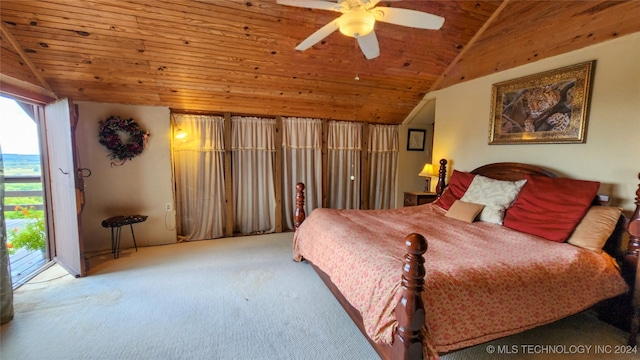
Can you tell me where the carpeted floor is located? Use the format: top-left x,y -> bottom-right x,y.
0,233 -> 636,360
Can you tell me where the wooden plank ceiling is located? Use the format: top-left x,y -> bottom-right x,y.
1,0 -> 639,124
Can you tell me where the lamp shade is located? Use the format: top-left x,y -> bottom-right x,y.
418,163 -> 434,177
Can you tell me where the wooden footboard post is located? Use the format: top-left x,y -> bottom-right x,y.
435,159 -> 447,197
392,233 -> 428,360
294,183 -> 306,231
626,172 -> 640,346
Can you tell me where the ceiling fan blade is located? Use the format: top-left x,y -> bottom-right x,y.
374,7 -> 445,30
356,31 -> 380,60
276,0 -> 343,12
296,18 -> 341,51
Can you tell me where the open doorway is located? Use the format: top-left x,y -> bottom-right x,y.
0,95 -> 53,288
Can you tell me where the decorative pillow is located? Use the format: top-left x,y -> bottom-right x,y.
503,175 -> 600,242
434,170 -> 476,210
567,206 -> 622,252
460,175 -> 527,225
445,200 -> 485,223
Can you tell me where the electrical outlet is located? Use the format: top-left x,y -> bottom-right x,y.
165,203 -> 172,212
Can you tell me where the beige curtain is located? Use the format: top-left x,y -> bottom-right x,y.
231,116 -> 276,235
282,117 -> 322,230
0,149 -> 14,324
327,121 -> 362,209
368,125 -> 399,209
173,114 -> 226,241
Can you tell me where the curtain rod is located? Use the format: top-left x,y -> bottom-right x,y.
169,108 -> 395,126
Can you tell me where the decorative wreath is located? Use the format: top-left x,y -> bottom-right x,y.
98,115 -> 149,163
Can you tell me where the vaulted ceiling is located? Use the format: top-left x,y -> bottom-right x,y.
1,0 -> 639,124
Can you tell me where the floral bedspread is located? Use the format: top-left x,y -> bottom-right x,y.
292,204 -> 628,357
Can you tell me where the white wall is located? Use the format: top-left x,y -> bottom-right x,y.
395,124 -> 434,206
395,98 -> 436,206
429,32 -> 640,211
75,102 -> 176,252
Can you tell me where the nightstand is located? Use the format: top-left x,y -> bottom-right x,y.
403,192 -> 438,207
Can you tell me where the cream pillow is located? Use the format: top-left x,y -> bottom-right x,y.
460,175 -> 527,225
445,200 -> 485,223
567,206 -> 622,252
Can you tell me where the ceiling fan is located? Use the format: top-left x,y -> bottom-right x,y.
277,0 -> 445,60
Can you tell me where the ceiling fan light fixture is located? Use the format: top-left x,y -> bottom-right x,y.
338,9 -> 375,38
279,0 -> 444,58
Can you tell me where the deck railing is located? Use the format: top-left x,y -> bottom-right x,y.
3,175 -> 44,211
4,175 -> 47,289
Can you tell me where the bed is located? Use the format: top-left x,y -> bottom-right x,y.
292,160 -> 639,360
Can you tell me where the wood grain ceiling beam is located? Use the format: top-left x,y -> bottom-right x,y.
0,74 -> 57,104
0,21 -> 54,92
403,0 -> 510,124
428,0 -> 511,93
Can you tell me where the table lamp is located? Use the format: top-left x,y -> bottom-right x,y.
418,163 -> 434,192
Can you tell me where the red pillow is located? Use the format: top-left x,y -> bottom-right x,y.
434,170 -> 476,210
503,175 -> 599,242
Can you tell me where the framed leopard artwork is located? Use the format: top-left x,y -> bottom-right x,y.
489,61 -> 595,145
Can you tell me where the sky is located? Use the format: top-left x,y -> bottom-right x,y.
0,96 -> 40,155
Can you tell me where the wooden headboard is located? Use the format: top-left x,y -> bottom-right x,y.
433,159 -> 556,196
471,162 -> 557,180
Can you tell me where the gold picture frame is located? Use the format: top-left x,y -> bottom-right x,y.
489,61 -> 595,145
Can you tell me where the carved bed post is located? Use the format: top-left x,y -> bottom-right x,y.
626,173 -> 640,258
627,172 -> 640,346
294,183 -> 306,231
392,233 -> 427,360
435,159 -> 447,197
